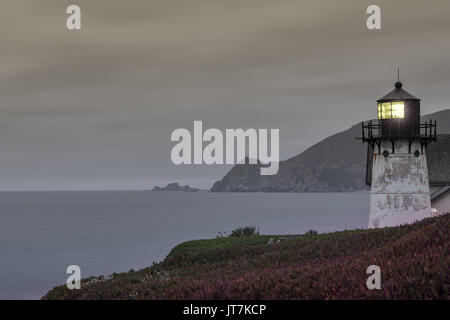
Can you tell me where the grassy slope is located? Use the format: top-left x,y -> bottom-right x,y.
168,235 -> 275,256
43,214 -> 449,300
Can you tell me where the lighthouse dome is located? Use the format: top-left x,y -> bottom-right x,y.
378,82 -> 420,101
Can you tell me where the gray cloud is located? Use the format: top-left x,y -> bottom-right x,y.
0,0 -> 450,190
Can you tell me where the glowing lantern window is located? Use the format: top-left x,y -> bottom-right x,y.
391,102 -> 405,118
378,101 -> 404,119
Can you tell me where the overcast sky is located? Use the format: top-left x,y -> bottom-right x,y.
1,0 -> 450,190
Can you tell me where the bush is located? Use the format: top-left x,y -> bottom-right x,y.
243,226 -> 257,236
230,227 -> 243,237
230,226 -> 258,237
305,229 -> 318,236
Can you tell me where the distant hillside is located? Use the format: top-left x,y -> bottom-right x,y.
428,134 -> 450,183
211,109 -> 450,192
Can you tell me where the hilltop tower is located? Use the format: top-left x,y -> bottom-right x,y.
362,79 -> 436,228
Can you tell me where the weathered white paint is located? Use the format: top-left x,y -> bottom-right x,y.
369,139 -> 431,228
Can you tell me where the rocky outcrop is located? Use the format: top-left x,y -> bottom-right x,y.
152,183 -> 202,192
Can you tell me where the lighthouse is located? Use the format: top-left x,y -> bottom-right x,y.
362,78 -> 437,228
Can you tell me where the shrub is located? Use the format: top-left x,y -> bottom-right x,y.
305,229 -> 318,236
230,226 -> 257,237
230,227 -> 243,237
243,226 -> 257,236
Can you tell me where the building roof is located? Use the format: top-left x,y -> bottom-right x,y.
378,82 -> 420,101
430,185 -> 450,202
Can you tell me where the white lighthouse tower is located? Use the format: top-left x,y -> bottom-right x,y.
362,79 -> 436,228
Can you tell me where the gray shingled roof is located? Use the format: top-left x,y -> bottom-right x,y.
430,185 -> 450,201
378,87 -> 420,101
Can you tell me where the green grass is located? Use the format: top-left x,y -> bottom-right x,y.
167,229 -> 366,258
168,235 -> 275,256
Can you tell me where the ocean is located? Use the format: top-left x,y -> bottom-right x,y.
0,191 -> 369,299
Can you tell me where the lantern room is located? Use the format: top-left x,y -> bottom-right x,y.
377,81 -> 421,137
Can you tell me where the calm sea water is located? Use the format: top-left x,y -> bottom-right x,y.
0,191 -> 369,299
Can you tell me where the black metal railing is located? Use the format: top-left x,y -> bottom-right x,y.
420,120 -> 437,139
361,119 -> 437,142
361,120 -> 381,142
360,119 -> 437,154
